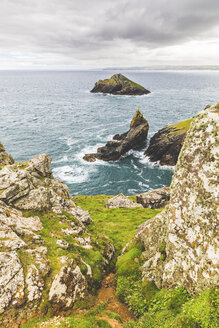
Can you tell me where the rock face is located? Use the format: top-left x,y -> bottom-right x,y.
0,149 -> 115,325
130,105 -> 219,294
145,118 -> 193,166
0,142 -> 14,166
83,109 -> 149,162
0,153 -> 75,214
49,260 -> 87,310
106,194 -> 143,209
90,73 -> 150,96
136,187 -> 170,209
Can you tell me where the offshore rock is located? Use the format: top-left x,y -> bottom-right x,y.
84,109 -> 149,162
106,194 -> 143,208
49,261 -> 87,310
90,73 -> 150,96
145,118 -> 193,166
132,104 -> 219,294
136,187 -> 170,209
0,142 -> 14,166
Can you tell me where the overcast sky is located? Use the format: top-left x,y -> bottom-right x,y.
1,0 -> 219,69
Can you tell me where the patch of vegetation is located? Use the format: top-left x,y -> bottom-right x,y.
73,195 -> 162,254
117,242 -> 219,327
169,118 -> 193,135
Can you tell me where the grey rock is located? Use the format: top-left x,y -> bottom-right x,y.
56,239 -> 69,249
136,187 -> 171,209
0,251 -> 24,314
49,261 -> 87,310
106,194 -> 143,208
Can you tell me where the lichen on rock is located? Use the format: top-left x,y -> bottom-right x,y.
129,104 -> 219,294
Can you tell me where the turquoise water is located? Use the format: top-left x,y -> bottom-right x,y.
0,70 -> 218,195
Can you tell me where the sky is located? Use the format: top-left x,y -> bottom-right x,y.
0,0 -> 219,69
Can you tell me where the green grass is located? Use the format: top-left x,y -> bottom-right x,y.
169,118 -> 193,135
73,195 -> 162,254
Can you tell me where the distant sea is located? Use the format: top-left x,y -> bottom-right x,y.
0,70 -> 218,195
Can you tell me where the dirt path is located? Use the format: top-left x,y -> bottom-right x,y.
95,273 -> 134,327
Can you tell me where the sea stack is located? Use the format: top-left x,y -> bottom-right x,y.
90,73 -> 150,96
83,109 -> 149,162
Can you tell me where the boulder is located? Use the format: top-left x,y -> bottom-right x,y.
49,261 -> 87,310
136,187 -> 170,209
84,109 -> 149,162
145,118 -> 193,166
106,194 -> 143,208
0,142 -> 14,166
90,73 -> 150,96
130,104 -> 219,294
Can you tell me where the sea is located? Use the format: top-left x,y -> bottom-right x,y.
0,70 -> 218,195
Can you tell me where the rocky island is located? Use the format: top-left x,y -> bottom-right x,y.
145,117 -> 193,166
83,109 -> 149,162
90,73 -> 151,95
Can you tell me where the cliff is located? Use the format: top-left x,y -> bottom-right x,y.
127,104 -> 219,294
145,118 -> 193,166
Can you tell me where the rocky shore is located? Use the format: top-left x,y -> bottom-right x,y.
90,73 -> 150,96
83,109 -> 149,162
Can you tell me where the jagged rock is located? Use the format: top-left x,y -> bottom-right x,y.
145,118 -> 193,166
0,142 -> 14,166
62,225 -> 84,236
49,261 -> 87,310
0,252 -> 25,314
0,153 -> 75,213
84,109 -> 149,162
26,265 -> 44,304
131,104 -> 219,294
56,240 -> 69,249
25,248 -> 50,277
70,206 -> 92,224
106,194 -> 143,208
90,73 -> 150,96
0,222 -> 27,250
136,187 -> 170,209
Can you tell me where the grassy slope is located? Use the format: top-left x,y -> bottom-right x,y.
169,118 -> 193,134
73,195 -> 162,254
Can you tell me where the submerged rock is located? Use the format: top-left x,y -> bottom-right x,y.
90,73 -> 150,96
145,118 -> 193,166
0,142 -> 14,166
83,109 -> 149,162
136,187 -> 171,209
106,194 -> 143,208
130,104 -> 219,294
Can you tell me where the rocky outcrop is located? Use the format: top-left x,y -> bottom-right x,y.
136,187 -> 170,209
106,194 -> 143,209
0,150 -> 115,325
49,260 -> 87,311
90,73 -> 150,96
0,142 -> 14,166
145,118 -> 193,166
0,153 -> 75,214
129,104 -> 219,294
84,109 -> 149,162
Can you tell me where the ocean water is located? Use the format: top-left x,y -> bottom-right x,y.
0,70 -> 218,195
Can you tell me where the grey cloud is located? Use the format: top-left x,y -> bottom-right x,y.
0,0 -> 218,67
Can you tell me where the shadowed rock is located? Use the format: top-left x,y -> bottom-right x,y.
145,118 -> 193,166
0,142 -> 14,166
136,187 -> 170,209
83,109 -> 149,162
90,73 -> 150,96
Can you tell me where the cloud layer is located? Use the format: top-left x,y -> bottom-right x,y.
1,0 -> 219,68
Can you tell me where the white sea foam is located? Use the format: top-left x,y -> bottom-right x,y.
53,155 -> 68,164
53,164 -> 97,184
